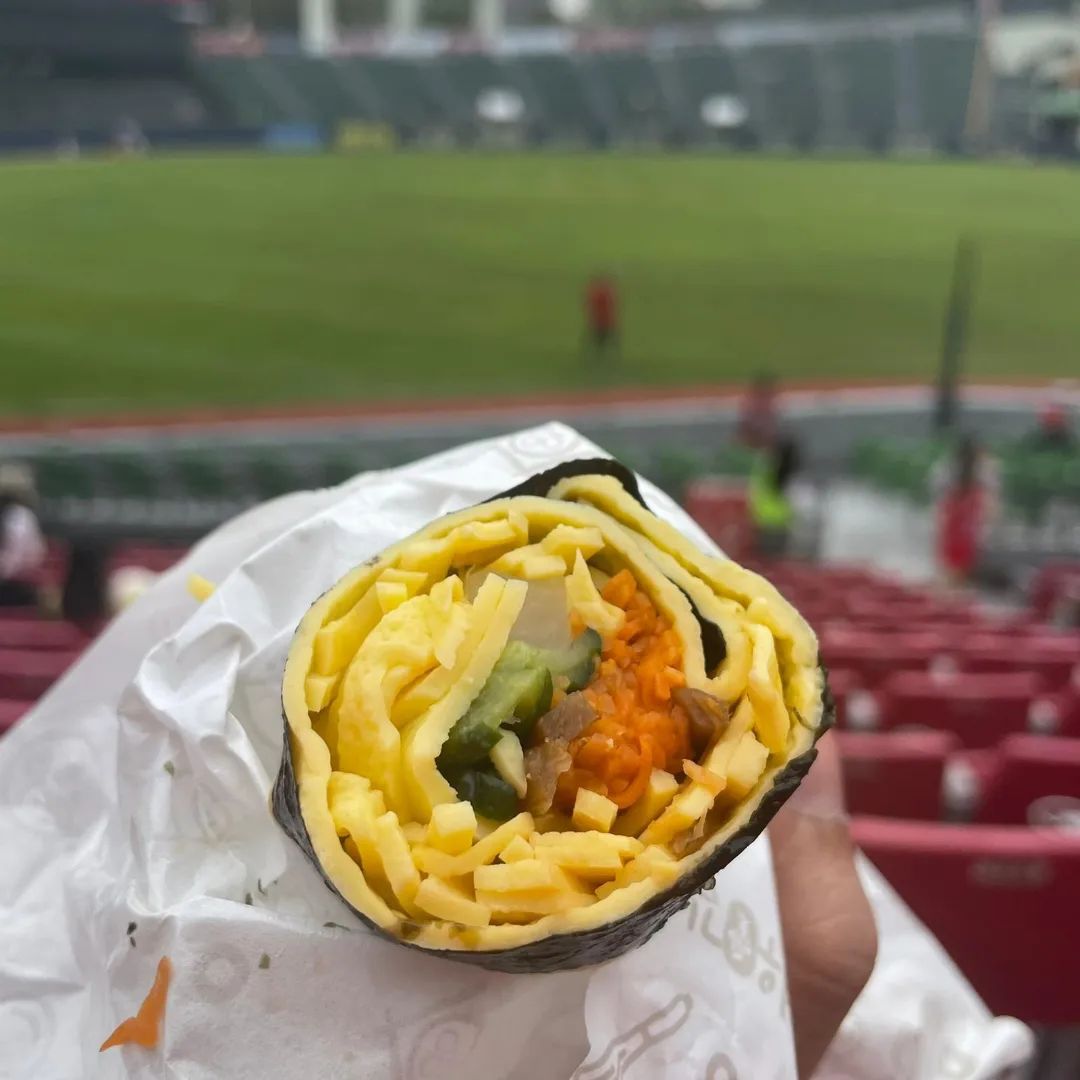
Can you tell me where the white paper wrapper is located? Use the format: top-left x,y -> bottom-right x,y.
0,423 -> 1032,1080
818,860 -> 1033,1080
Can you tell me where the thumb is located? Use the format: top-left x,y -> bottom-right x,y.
770,733 -> 878,1079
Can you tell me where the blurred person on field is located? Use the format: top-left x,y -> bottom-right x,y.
0,464 -> 45,608
113,116 -> 148,156
933,434 -> 996,586
1024,401 -> 1075,454
583,273 -> 619,365
749,435 -> 800,557
736,371 -> 779,449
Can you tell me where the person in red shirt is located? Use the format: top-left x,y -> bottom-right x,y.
736,372 -> 779,449
936,435 -> 991,584
1025,401 -> 1075,453
583,273 -> 619,363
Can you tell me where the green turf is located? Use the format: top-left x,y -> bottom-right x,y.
1,152 -> 1077,417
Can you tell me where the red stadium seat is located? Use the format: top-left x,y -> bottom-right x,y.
821,636 -> 937,688
844,598 -> 954,624
958,644 -> 1077,690
822,625 -> 954,659
972,735 -> 1080,826
0,649 -> 80,700
0,607 -> 41,621
836,730 -> 957,819
964,630 -> 1080,654
0,621 -> 89,652
819,567 -> 889,591
0,699 -> 29,734
1042,688 -> 1080,739
1029,562 -> 1080,621
915,605 -> 984,625
824,616 -> 988,639
852,816 -> 1080,1024
878,670 -> 1043,749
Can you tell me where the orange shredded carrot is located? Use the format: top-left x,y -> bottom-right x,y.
555,572 -> 691,813
100,956 -> 172,1053
602,569 -> 637,609
608,737 -> 653,808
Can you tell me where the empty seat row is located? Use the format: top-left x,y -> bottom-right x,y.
820,615 -> 1055,639
853,815 -> 1080,1025
1030,561 -> 1080,620
837,731 -> 1080,825
822,633 -> 1079,692
877,670 -> 1051,748
794,592 -> 983,623
0,649 -> 80,701
0,621 -> 89,652
830,667 -> 1080,746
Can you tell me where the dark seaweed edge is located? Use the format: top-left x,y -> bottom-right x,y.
271,460 -> 831,973
683,591 -> 726,671
486,457 -> 648,507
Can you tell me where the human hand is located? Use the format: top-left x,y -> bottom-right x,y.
770,733 -> 878,1078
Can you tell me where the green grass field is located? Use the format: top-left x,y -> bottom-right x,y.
1,152 -> 1078,418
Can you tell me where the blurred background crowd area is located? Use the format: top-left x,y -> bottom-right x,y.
2,0 -> 1080,1075
3,0 -> 1080,157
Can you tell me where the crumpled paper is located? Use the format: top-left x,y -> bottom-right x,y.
0,423 -> 1032,1080
819,862 -> 1032,1079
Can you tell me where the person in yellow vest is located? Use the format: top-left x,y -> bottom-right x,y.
749,436 -> 799,557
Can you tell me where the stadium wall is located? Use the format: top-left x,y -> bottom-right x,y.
2,383 -> 1073,542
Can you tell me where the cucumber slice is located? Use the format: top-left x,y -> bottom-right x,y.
505,667 -> 553,742
448,766 -> 519,823
539,628 -> 603,692
497,631 -> 602,693
438,663 -> 551,771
